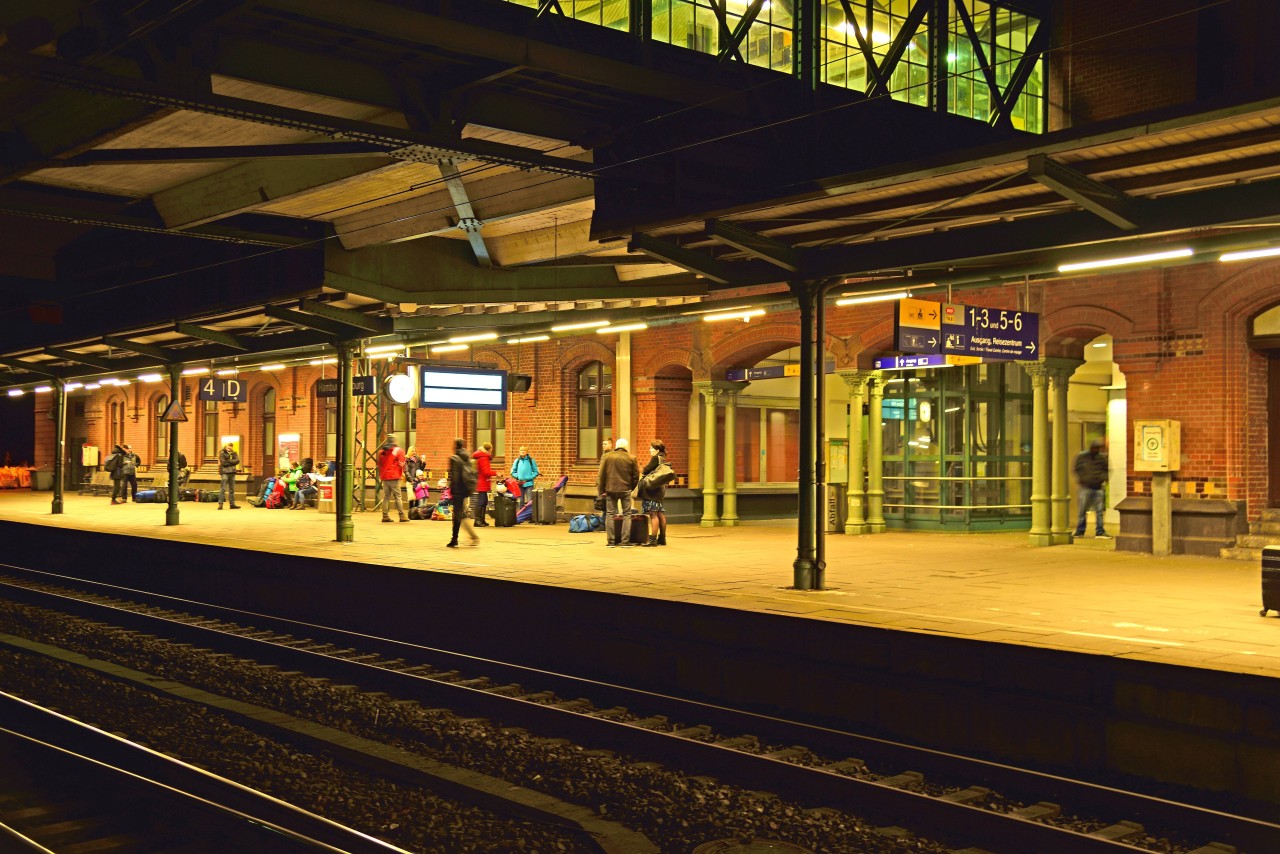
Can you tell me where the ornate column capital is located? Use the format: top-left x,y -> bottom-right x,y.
1017,359 -> 1050,386
836,369 -> 877,395
1043,357 -> 1084,389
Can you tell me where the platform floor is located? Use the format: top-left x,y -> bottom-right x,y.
3,491 -> 1276,679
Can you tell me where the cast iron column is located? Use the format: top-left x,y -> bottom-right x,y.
165,363 -> 181,526
1048,359 -> 1082,544
336,342 -> 356,543
1023,360 -> 1052,546
814,283 -> 826,589
839,371 -> 873,535
866,375 -> 886,533
51,379 -> 66,515
720,383 -> 747,526
697,382 -> 719,527
792,281 -> 817,589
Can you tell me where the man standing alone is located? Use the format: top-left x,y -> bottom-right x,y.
1073,439 -> 1110,539
218,442 -> 241,510
377,436 -> 409,523
597,438 -> 639,547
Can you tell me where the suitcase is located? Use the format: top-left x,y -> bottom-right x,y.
531,487 -> 557,524
493,493 -> 518,527
611,510 -> 648,547
1262,546 -> 1280,616
178,488 -> 198,502
200,491 -> 220,503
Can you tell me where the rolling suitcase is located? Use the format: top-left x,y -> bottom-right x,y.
531,487 -> 557,524
493,493 -> 518,527
612,510 -> 648,547
1262,546 -> 1280,616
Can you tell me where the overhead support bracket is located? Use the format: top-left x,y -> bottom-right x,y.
264,305 -> 371,339
299,299 -> 393,335
1028,154 -> 1142,230
13,141 -> 393,169
175,322 -> 250,351
100,337 -> 173,363
43,347 -> 117,372
705,220 -> 802,271
439,161 -> 493,267
0,357 -> 68,379
628,233 -> 740,285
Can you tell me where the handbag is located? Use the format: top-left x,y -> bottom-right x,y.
640,462 -> 676,491
593,495 -> 606,512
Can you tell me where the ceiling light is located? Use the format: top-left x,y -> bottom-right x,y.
704,308 -> 765,323
367,353 -> 396,360
7,389 -> 23,397
1092,342 -> 1108,348
65,382 -> 83,391
365,344 -> 406,354
597,323 -> 647,334
551,320 -> 609,332
448,332 -> 498,344
506,334 -> 550,345
35,386 -> 52,393
836,290 -> 910,306
216,369 -> 238,376
309,358 -> 338,366
85,383 -> 101,390
430,344 -> 469,353
99,378 -> 123,385
1057,248 -> 1192,273
1219,246 -> 1280,262
259,364 -> 286,371
181,367 -> 210,376
138,373 -> 164,383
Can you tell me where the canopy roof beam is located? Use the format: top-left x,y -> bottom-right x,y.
175,322 -> 249,351
1028,154 -> 1142,230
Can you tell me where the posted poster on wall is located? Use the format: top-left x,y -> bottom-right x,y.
277,433 -> 301,469
219,435 -> 242,457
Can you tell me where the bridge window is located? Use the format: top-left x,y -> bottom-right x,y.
947,1 -> 1043,132
505,0 -> 629,30
822,0 -> 930,107
652,1 -> 794,72
577,361 -> 614,460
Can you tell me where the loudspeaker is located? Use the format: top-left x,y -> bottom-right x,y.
508,374 -> 533,393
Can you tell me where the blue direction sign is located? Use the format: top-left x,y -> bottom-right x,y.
874,354 -> 949,370
314,376 -> 375,398
895,300 -> 1039,361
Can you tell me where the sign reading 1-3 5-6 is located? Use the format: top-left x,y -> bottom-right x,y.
197,377 -> 247,403
895,298 -> 1039,361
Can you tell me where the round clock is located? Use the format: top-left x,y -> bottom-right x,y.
384,373 -> 415,404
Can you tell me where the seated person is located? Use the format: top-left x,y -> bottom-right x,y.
291,467 -> 318,510
266,470 -> 289,508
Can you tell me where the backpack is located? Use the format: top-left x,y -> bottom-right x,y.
260,477 -> 276,501
104,454 -> 119,473
296,473 -> 312,490
455,455 -> 478,493
265,491 -> 284,509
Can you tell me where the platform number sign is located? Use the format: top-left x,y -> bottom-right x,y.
197,377 -> 247,403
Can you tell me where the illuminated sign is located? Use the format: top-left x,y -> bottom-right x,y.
419,366 -> 508,411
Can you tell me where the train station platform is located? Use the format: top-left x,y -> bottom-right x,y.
0,490 -> 1273,681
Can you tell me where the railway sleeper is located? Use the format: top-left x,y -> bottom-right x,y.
761,747 -> 808,762
670,724 -> 713,739
481,684 -> 523,696
521,691 -> 556,702
1011,802 -> 1061,822
548,698 -> 592,711
713,735 -> 759,750
875,771 -> 924,789
1088,820 -> 1144,841
873,825 -> 914,839
632,715 -> 669,730
938,786 -> 991,805
1188,844 -> 1237,854
821,758 -> 867,774
452,678 -> 492,689
587,706 -> 628,719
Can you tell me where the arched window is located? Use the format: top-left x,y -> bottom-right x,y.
261,388 -> 277,477
323,393 -> 337,459
108,398 -> 125,450
576,361 -> 613,460
474,410 -> 505,461
154,395 -> 169,461
203,400 -> 219,461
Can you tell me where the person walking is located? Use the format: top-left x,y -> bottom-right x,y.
471,442 -> 496,526
376,435 -> 409,523
510,446 -> 540,506
597,438 -> 639,547
1073,438 -> 1110,539
447,438 -> 480,548
639,440 -> 670,547
218,442 -> 241,509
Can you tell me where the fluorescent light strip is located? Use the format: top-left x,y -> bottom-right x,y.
259,364 -> 286,371
430,344 -> 469,353
597,323 -> 647,334
85,383 -> 101,390
65,383 -> 83,391
448,332 -> 498,344
550,320 -> 609,332
309,358 -> 338,366
7,389 -> 23,397
98,378 -> 122,385
506,335 -> 550,345
365,344 -> 407,354
181,367 -> 209,376
1219,246 -> 1280,262
1057,248 -> 1192,273
216,369 -> 238,376
836,290 -> 910,306
35,386 -> 52,393
703,308 -> 765,323
138,373 -> 163,383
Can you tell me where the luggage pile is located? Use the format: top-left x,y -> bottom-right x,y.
0,467 -> 32,489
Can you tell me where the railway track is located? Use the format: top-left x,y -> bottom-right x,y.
0,691 -> 406,853
0,562 -> 1275,854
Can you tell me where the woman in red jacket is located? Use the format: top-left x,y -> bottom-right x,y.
471,443 -> 497,526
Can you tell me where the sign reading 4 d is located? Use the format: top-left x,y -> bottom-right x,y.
197,377 -> 247,403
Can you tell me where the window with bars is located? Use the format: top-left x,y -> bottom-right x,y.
577,361 -> 613,461
947,0 -> 1043,132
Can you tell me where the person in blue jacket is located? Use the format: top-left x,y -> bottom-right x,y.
510,446 -> 540,506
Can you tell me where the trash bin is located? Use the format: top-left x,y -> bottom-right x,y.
30,469 -> 53,491
825,483 -> 848,532
319,483 -> 333,500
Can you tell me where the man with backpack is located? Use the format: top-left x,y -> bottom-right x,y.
106,443 -> 135,505
376,435 -> 409,523
510,446 -> 540,508
447,438 -> 480,548
218,442 -> 241,509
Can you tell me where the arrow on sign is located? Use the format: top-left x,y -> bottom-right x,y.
1026,341 -> 1037,355
929,309 -> 938,320
929,337 -> 937,347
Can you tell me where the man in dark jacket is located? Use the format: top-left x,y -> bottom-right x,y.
447,438 -> 480,548
1073,439 -> 1109,539
597,438 -> 640,547
107,444 -> 130,505
218,442 -> 241,510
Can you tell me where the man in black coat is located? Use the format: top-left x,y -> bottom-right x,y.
1073,439 -> 1110,539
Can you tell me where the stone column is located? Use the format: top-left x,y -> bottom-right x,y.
1047,358 -> 1083,545
693,381 -> 719,527
1021,360 -> 1052,547
866,374 -> 886,533
838,370 -> 874,534
51,379 -> 66,515
719,382 -> 749,526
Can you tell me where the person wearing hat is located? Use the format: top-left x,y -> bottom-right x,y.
107,443 -> 140,505
218,442 -> 241,509
1073,438 -> 1110,539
